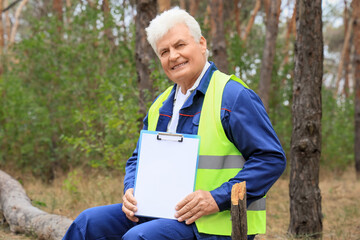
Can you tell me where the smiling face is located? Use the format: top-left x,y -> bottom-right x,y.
156,24 -> 207,90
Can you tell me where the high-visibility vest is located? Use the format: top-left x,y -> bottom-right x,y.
147,70 -> 266,236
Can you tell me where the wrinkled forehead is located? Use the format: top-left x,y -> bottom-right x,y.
156,23 -> 194,47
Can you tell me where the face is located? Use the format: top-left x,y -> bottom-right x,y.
156,24 -> 207,87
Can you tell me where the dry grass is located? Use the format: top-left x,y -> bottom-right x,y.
1,167 -> 360,239
256,168 -> 360,240
22,169 -> 125,220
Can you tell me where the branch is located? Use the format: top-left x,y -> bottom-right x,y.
0,170 -> 72,239
334,16 -> 353,97
242,0 -> 261,42
8,0 -> 28,45
1,0 -> 22,13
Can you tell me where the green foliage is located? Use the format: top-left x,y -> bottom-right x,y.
32,200 -> 47,208
226,23 -> 294,160
63,170 -> 81,196
0,1 -> 355,179
0,3 -> 141,179
321,89 -> 354,170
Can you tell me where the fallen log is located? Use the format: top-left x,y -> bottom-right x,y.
0,170 -> 72,240
231,181 -> 247,240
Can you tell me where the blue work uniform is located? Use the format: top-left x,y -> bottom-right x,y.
62,62 -> 286,240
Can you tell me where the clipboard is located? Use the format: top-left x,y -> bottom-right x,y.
133,130 -> 200,219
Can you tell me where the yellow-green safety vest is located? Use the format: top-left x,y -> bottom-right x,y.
147,70 -> 266,236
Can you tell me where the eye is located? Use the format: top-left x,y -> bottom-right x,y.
160,50 -> 169,57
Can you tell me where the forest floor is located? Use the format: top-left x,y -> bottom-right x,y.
0,167 -> 359,240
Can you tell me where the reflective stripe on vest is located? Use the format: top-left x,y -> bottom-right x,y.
147,70 -> 266,236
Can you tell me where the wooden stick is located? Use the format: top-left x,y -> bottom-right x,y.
231,181 -> 247,240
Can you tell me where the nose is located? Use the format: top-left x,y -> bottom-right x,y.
169,49 -> 179,61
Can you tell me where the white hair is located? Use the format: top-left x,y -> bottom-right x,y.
146,7 -> 203,55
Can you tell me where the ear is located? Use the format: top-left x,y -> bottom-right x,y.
199,36 -> 207,54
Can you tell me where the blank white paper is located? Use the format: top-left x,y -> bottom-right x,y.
133,130 -> 200,220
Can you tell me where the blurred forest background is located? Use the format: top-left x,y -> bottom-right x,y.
0,0 -> 360,239
0,0 -> 356,180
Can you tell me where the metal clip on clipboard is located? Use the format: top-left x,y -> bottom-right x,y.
156,132 -> 184,142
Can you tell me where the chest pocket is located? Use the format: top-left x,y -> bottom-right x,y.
191,113 -> 201,135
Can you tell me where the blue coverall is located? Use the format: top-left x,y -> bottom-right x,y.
62,62 -> 286,240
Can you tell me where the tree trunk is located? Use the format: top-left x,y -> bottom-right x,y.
9,0 -> 28,45
179,0 -> 186,10
0,0 -> 4,51
189,0 -> 200,17
288,0 -> 323,238
263,0 -> 270,19
52,0 -> 63,41
136,0 -> 157,117
234,0 -> 241,37
53,0 -> 63,23
258,0 -> 281,112
281,4 -> 296,70
158,0 -> 170,12
102,0 -> 115,48
335,16 -> 353,97
343,0 -> 351,97
4,0 -> 11,46
0,170 -> 72,240
210,0 -> 229,73
353,0 -> 360,179
242,0 -> 261,42
86,0 -> 95,8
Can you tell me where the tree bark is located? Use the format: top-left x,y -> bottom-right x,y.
234,0 -> 241,37
179,0 -> 186,10
136,0 -> 157,117
263,0 -> 270,19
0,170 -> 72,240
53,0 -> 63,22
210,0 -> 229,73
258,0 -> 281,112
158,0 -> 170,12
53,0 -> 63,37
189,0 -> 200,17
231,182 -> 247,240
353,0 -> 360,179
288,0 -> 323,238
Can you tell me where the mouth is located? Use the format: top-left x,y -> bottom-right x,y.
171,61 -> 188,70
